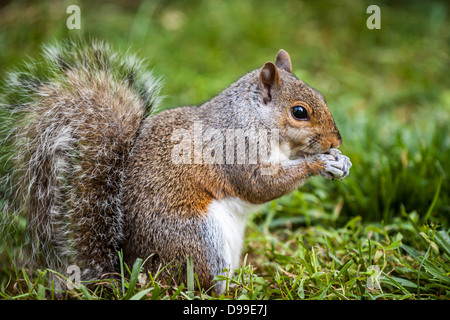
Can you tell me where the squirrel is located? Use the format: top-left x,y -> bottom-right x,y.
1,40 -> 351,294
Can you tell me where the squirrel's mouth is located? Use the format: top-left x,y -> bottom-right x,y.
290,136 -> 339,159
290,147 -> 336,160
290,146 -> 324,159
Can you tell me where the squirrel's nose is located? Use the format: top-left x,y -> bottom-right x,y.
330,131 -> 342,149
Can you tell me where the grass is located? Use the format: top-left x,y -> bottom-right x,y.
2,212 -> 449,300
0,0 -> 449,300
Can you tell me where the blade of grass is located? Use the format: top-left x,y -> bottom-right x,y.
37,284 -> 45,300
422,176 -> 443,223
317,283 -> 333,300
122,258 -> 143,300
129,288 -> 152,300
118,250 -> 125,295
417,245 -> 431,297
334,259 -> 353,280
186,255 -> 195,299
79,284 -> 93,300
170,284 -> 185,300
434,230 -> 450,258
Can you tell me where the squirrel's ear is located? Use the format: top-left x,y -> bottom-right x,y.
259,61 -> 281,104
275,49 -> 292,73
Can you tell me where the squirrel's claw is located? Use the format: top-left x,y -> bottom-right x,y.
325,147 -> 342,158
316,152 -> 352,180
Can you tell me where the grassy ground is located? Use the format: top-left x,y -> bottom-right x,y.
0,0 -> 449,300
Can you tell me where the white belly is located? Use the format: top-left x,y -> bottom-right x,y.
207,197 -> 263,270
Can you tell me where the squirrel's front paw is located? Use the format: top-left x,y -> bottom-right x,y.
315,150 -> 352,180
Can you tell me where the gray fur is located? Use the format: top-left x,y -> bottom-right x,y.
0,39 -> 162,282
1,42 -> 351,295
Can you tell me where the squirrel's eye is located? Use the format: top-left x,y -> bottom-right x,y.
291,105 -> 308,120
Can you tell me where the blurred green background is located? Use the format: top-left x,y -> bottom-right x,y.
0,0 -> 448,224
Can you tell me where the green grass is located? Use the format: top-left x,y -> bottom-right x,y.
0,0 -> 449,300
2,213 -> 449,300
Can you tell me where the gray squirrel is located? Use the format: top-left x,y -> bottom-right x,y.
1,40 -> 351,294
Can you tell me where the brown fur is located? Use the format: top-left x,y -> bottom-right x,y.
121,50 -> 344,292
4,42 -> 349,294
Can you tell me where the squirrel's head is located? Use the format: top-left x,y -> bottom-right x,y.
258,49 -> 342,158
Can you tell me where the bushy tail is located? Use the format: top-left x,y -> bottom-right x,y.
0,39 -> 162,282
